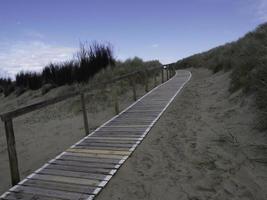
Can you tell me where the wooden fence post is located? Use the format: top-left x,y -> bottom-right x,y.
154,71 -> 157,87
80,93 -> 89,135
166,67 -> 168,80
4,119 -> 20,186
113,85 -> 119,115
145,71 -> 149,92
131,77 -> 137,101
161,68 -> 164,83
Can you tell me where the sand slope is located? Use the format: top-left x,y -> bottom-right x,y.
96,68 -> 267,200
0,83 -> 147,194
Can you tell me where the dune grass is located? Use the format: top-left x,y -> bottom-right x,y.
175,23 -> 267,129
0,41 -> 161,98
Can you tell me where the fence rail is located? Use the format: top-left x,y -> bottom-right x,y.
0,63 -> 176,186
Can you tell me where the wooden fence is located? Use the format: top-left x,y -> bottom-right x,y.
0,63 -> 176,186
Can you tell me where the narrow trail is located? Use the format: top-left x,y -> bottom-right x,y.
0,70 -> 191,200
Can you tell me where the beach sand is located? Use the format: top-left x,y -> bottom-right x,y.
95,68 -> 267,200
0,80 -> 148,194
0,68 -> 266,200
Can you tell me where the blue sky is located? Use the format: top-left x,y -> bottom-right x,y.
0,0 -> 266,78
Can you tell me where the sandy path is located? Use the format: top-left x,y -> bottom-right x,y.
96,68 -> 267,200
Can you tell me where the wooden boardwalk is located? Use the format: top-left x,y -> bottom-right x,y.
0,70 -> 191,200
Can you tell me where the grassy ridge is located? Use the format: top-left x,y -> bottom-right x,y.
175,23 -> 267,129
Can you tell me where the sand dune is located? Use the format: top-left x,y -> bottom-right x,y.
0,82 -> 148,194
96,68 -> 267,200
0,68 -> 266,199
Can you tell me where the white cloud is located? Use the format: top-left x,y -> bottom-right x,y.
0,40 -> 77,78
0,68 -> 11,78
24,30 -> 45,39
243,0 -> 267,22
256,0 -> 267,21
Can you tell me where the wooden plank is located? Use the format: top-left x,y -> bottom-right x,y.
101,125 -> 148,128
21,179 -> 99,195
49,159 -> 118,169
95,134 -> 144,138
98,127 -> 146,131
100,128 -> 148,130
103,123 -> 151,126
110,117 -> 157,120
82,139 -> 137,144
67,148 -> 131,156
87,136 -> 141,141
46,163 -> 114,175
95,132 -> 144,135
62,152 -> 127,160
59,155 -> 121,164
10,185 -> 94,200
29,174 -> 103,187
78,142 -> 134,148
1,191 -> 64,200
73,145 -> 131,151
37,168 -> 111,181
92,131 -> 144,135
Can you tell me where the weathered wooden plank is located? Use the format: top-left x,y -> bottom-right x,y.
82,139 -> 137,144
95,132 -> 144,135
98,128 -> 147,131
37,168 -> 111,181
109,119 -> 154,122
73,145 -> 131,151
110,116 -> 157,119
86,136 -> 141,141
62,152 -> 127,160
1,191 -> 64,200
93,131 -> 144,134
102,124 -> 151,127
21,179 -> 99,195
46,163 -> 114,175
49,159 -> 118,169
120,109 -> 162,112
78,142 -> 134,148
9,185 -> 94,200
101,125 -> 148,128
102,123 -> 151,127
29,174 -> 104,187
59,154 -> 121,164
67,148 -> 131,156
95,134 -> 144,138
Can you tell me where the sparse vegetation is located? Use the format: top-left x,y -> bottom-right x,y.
0,78 -> 14,97
175,23 -> 267,129
13,42 -> 115,91
0,42 -> 162,98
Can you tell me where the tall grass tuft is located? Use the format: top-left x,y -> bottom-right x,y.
0,78 -> 14,96
14,42 -> 115,90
